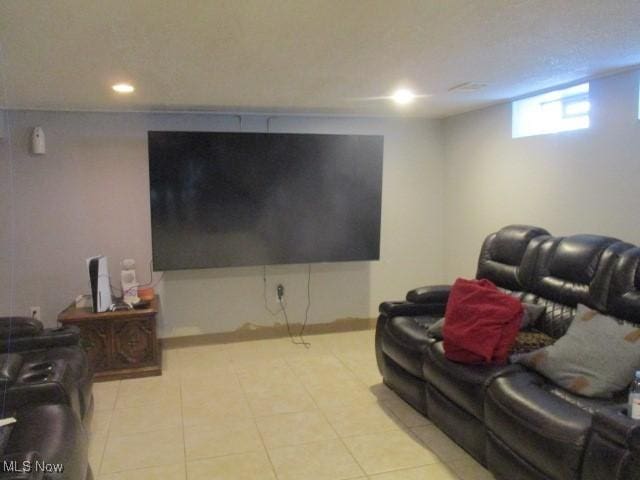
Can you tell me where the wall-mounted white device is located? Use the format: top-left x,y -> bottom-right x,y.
87,255 -> 112,312
121,258 -> 140,305
31,126 -> 46,155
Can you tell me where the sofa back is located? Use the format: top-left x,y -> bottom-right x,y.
523,235 -> 632,337
476,225 -> 550,291
476,226 -> 636,338
607,247 -> 640,325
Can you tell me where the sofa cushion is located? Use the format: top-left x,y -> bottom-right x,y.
423,341 -> 520,420
382,315 -> 439,378
485,371 -> 606,480
533,298 -> 577,339
513,304 -> 640,398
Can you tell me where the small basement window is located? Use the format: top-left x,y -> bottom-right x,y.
512,82 -> 590,138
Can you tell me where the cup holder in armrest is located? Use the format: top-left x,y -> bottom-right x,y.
20,372 -> 50,384
28,362 -> 55,373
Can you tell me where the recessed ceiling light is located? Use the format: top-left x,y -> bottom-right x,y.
112,83 -> 135,94
391,88 -> 416,105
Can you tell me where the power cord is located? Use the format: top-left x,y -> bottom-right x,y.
278,294 -> 310,348
299,264 -> 312,344
263,266 -> 283,316
263,265 -> 311,348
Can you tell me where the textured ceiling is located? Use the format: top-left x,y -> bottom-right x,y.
1,0 -> 639,118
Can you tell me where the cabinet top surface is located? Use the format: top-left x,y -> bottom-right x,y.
58,296 -> 159,322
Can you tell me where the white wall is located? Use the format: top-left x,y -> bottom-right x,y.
0,111 -> 12,315
9,70 -> 636,333
1,111 -> 446,336
443,69 -> 640,280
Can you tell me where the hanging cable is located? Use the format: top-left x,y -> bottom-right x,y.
262,266 -> 282,316
278,294 -> 310,348
298,264 -> 312,344
262,266 -> 310,347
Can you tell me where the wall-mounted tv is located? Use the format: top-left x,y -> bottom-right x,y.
148,131 -> 384,270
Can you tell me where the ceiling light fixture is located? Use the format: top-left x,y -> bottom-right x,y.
112,83 -> 135,94
391,88 -> 416,105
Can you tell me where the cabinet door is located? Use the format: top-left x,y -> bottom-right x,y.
79,320 -> 111,372
112,316 -> 157,368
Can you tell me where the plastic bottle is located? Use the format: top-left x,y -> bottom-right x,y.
629,371 -> 640,420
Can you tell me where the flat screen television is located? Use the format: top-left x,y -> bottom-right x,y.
148,131 -> 384,270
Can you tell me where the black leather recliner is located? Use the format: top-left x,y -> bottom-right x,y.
0,317 -> 93,423
0,317 -> 94,480
0,404 -> 90,480
375,225 -> 640,480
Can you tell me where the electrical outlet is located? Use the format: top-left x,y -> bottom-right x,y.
277,284 -> 285,301
29,306 -> 41,321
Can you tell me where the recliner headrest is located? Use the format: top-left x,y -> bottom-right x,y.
490,225 -> 551,266
528,234 -> 629,310
608,247 -> 640,324
476,225 -> 550,290
548,235 -> 620,285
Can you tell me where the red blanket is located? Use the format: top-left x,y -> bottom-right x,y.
443,278 -> 523,364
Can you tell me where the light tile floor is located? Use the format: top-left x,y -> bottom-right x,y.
89,329 -> 495,479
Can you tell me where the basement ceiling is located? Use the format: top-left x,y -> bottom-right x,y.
1,0 -> 639,118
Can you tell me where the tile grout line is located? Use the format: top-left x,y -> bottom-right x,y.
291,340 -> 448,477
94,380 -> 120,477
286,350 -> 369,478
93,380 -> 120,477
233,356 -> 281,480
100,377 -> 185,476
179,369 -> 189,480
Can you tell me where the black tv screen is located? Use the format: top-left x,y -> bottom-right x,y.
148,131 -> 384,270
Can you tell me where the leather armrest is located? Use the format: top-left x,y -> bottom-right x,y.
0,318 -> 43,339
379,301 -> 447,317
406,285 -> 451,304
0,327 -> 80,354
4,361 -> 75,413
592,406 -> 640,452
0,354 -> 23,388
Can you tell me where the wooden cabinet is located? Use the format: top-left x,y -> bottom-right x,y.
58,297 -> 162,381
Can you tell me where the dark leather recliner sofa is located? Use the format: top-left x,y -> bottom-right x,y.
375,225 -> 640,480
0,317 -> 94,480
0,317 -> 93,423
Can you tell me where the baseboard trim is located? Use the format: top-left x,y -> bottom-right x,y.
161,316 -> 376,349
